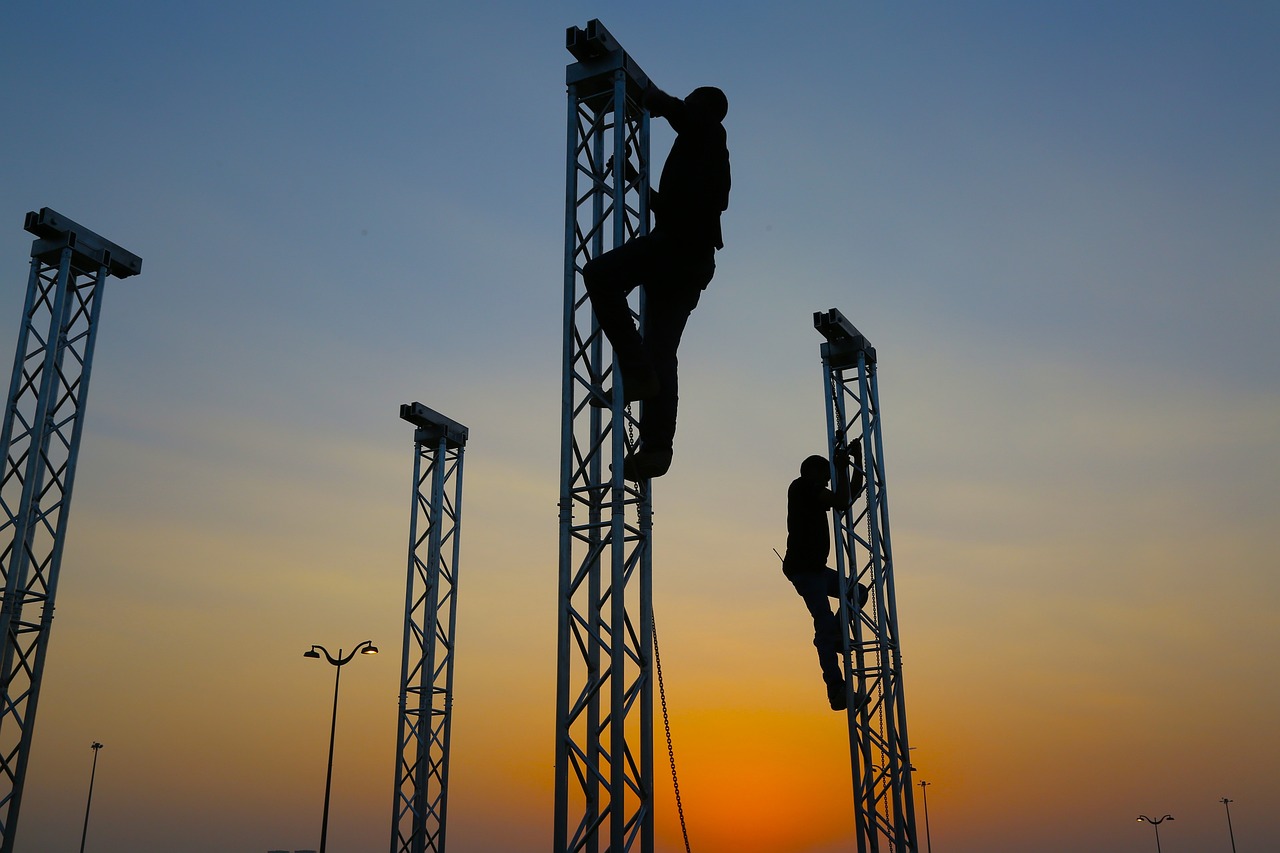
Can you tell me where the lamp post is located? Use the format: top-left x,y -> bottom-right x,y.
1220,798 -> 1237,853
918,780 -> 933,853
1136,814 -> 1174,853
305,640 -> 377,853
78,741 -> 103,853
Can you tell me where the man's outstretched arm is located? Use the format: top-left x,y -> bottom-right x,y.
643,82 -> 694,132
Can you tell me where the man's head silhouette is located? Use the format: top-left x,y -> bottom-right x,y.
800,454 -> 830,483
686,86 -> 728,122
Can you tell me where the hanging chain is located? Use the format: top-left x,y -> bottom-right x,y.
652,611 -> 692,853
830,373 -> 847,453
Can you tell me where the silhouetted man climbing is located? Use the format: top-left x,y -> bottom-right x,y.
782,441 -> 869,711
583,81 -> 731,481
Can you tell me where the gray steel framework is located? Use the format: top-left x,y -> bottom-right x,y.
814,309 -> 919,852
391,403 -> 468,853
0,208 -> 140,852
556,20 -> 656,853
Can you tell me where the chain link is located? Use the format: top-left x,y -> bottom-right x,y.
653,611 -> 692,853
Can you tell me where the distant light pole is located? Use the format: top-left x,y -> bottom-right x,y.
78,741 -> 103,853
1220,798 -> 1237,853
918,780 -> 933,853
1136,814 -> 1174,853
305,640 -> 377,853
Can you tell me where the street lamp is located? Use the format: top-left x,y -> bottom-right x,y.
78,741 -> 103,853
1220,798 -> 1237,853
918,780 -> 933,853
305,640 -> 377,853
1136,814 -> 1174,853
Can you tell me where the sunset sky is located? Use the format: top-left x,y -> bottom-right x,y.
1,2 -> 1277,852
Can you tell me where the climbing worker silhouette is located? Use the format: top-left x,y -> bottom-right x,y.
782,441 -> 869,711
583,81 -> 731,481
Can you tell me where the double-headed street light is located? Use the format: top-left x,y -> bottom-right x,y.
917,780 -> 933,853
78,741 -> 103,853
305,640 -> 377,853
1220,798 -> 1237,853
1136,814 -> 1174,853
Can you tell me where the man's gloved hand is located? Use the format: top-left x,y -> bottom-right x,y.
642,80 -> 661,110
605,142 -> 638,182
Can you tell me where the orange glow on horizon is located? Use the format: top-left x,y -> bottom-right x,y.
652,707 -> 854,853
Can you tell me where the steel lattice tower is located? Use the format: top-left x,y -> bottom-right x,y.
814,309 -> 919,852
391,403 -> 468,853
555,20 -> 656,853
0,208 -> 140,852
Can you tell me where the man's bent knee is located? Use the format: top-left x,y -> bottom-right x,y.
582,258 -> 602,291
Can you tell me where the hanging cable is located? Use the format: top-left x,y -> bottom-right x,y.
652,611 -> 692,853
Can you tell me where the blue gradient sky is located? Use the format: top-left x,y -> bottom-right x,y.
1,2 -> 1277,851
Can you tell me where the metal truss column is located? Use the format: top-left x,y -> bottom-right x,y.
391,403 -> 468,853
814,309 -> 919,853
0,208 -> 140,852
556,20 -> 656,853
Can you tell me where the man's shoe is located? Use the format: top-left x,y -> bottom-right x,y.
828,683 -> 869,713
827,680 -> 847,712
848,582 -> 871,612
622,447 -> 673,481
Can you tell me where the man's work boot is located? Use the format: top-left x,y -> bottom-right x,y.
848,582 -> 871,613
622,446 -> 673,481
827,679 -> 847,712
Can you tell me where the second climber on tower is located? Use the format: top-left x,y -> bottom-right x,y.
782,441 -> 870,711
583,80 -> 731,481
